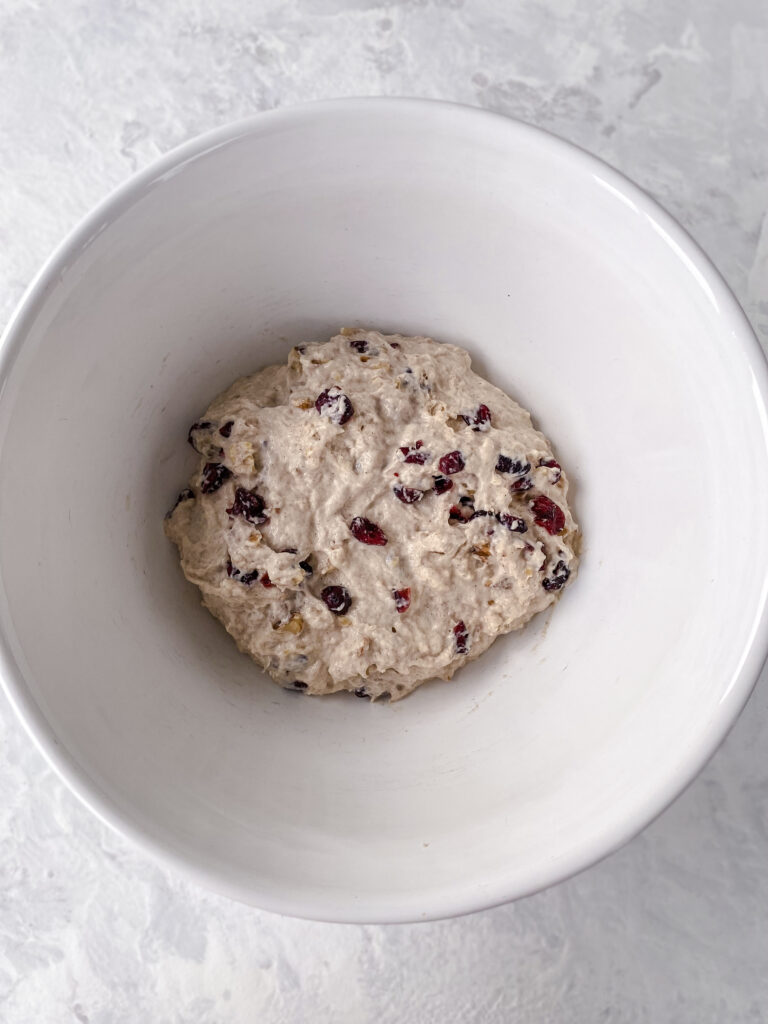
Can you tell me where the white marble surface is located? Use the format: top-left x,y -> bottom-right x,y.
1,1 -> 768,1020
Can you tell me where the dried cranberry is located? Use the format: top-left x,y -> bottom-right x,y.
200,462 -> 231,494
539,457 -> 562,483
227,560 -> 259,585
261,573 -> 274,588
531,495 -> 566,535
392,588 -> 411,613
349,338 -> 368,353
394,485 -> 424,504
315,386 -> 354,425
219,421 -> 234,438
165,488 -> 194,518
453,620 -> 470,654
390,342 -> 400,349
438,450 -> 465,475
496,513 -> 527,533
399,441 -> 430,465
349,517 -> 388,545
496,455 -> 531,476
188,421 -> 213,451
226,487 -> 269,525
543,560 -> 570,591
471,509 -> 491,519
511,477 -> 534,492
433,475 -> 454,495
298,558 -> 313,575
461,404 -> 492,431
449,504 -> 473,523
321,585 -> 352,614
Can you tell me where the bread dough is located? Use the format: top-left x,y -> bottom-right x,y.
165,330 -> 579,700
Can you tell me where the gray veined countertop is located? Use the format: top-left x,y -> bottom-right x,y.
1,1 -> 767,1021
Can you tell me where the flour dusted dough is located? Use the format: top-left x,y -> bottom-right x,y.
165,330 -> 579,700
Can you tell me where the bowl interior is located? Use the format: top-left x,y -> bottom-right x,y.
1,101 -> 767,922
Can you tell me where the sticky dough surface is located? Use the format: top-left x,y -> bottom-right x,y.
165,330 -> 580,700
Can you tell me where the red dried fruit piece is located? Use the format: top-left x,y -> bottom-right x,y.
349,517 -> 388,545
200,462 -> 231,494
399,440 -> 430,465
394,485 -> 424,504
226,487 -> 269,525
496,455 -> 531,476
219,421 -> 234,438
438,450 -> 465,475
449,503 -> 473,523
539,457 -> 562,483
165,488 -> 195,519
531,495 -> 566,535
321,585 -> 352,614
315,386 -> 354,425
461,404 -> 492,431
453,620 -> 470,654
349,338 -> 368,353
433,475 -> 454,495
511,477 -> 534,492
260,573 -> 274,588
392,588 -> 411,613
542,560 -> 570,591
226,559 -> 260,585
496,512 -> 527,533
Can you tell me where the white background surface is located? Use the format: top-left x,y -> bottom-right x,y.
1,1 -> 767,1021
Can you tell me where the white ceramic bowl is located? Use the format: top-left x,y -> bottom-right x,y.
1,99 -> 767,924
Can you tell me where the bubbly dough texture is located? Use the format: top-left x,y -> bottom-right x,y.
165,330 -> 579,700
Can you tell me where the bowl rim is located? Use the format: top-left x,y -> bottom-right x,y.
1,96 -> 768,924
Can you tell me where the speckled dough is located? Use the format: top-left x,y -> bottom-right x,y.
165,331 -> 579,699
